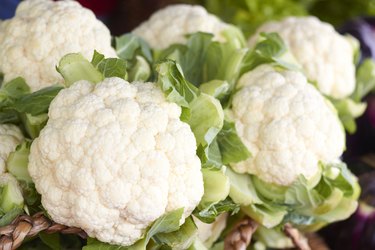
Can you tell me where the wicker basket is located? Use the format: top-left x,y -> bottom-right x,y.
0,213 -> 330,250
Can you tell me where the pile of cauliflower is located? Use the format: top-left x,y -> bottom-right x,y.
0,0 -> 370,249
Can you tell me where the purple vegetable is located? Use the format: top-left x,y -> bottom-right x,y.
340,17 -> 375,62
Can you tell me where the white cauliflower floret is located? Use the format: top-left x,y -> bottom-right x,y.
133,4 -> 230,49
0,124 -> 24,173
248,16 -> 356,99
231,65 -> 345,186
0,0 -> 117,92
28,78 -> 204,246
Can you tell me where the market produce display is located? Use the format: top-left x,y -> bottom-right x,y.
0,0 -> 374,249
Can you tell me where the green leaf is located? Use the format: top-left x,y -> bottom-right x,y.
146,208 -> 184,241
20,113 -> 48,139
225,167 -> 263,205
329,97 -> 366,134
157,31 -> 247,93
115,34 -> 153,63
217,120 -> 251,164
91,50 -> 106,67
196,139 -> 222,169
155,60 -> 199,113
254,226 -> 293,249
0,207 -> 23,227
0,175 -> 24,214
352,59 -> 375,102
242,203 -> 287,228
153,217 -> 198,249
199,168 -> 230,207
7,140 -> 32,183
199,80 -> 230,100
39,232 -> 61,250
188,93 -> 224,147
194,198 -> 239,224
0,110 -> 19,124
13,85 -> 63,116
1,77 -> 30,98
115,34 -> 153,82
57,53 -> 104,86
19,181 -> 40,206
97,58 -> 127,79
240,32 -> 300,76
156,60 -> 226,169
128,56 -> 151,82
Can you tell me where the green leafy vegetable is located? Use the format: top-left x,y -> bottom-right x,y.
217,120 -> 251,164
329,97 -> 367,134
157,31 -> 247,93
156,60 -> 225,168
12,85 -> 63,116
114,34 -> 153,81
225,161 -> 359,228
199,168 -> 230,207
6,141 -> 39,207
194,198 -> 239,224
57,53 -> 103,86
352,59 -> 375,102
0,175 -> 24,218
57,51 -> 128,86
153,217 -> 198,249
7,141 -> 32,183
240,32 -> 300,75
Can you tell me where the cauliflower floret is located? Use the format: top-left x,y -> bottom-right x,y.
231,65 -> 345,186
0,124 -> 24,174
0,0 -> 117,92
28,78 -> 204,246
248,16 -> 356,99
132,4 -> 230,49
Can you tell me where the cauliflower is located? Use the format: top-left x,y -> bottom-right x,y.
194,214 -> 227,248
0,0 -> 116,92
231,65 -> 345,186
132,4 -> 231,50
0,124 -> 24,174
248,16 -> 356,99
28,77 -> 204,246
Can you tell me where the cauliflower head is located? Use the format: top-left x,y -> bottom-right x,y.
132,4 -> 230,50
28,78 -> 204,246
0,0 -> 116,92
248,16 -> 356,99
0,124 -> 24,174
231,65 -> 345,186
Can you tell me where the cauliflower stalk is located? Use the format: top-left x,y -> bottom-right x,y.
0,0 -> 116,92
